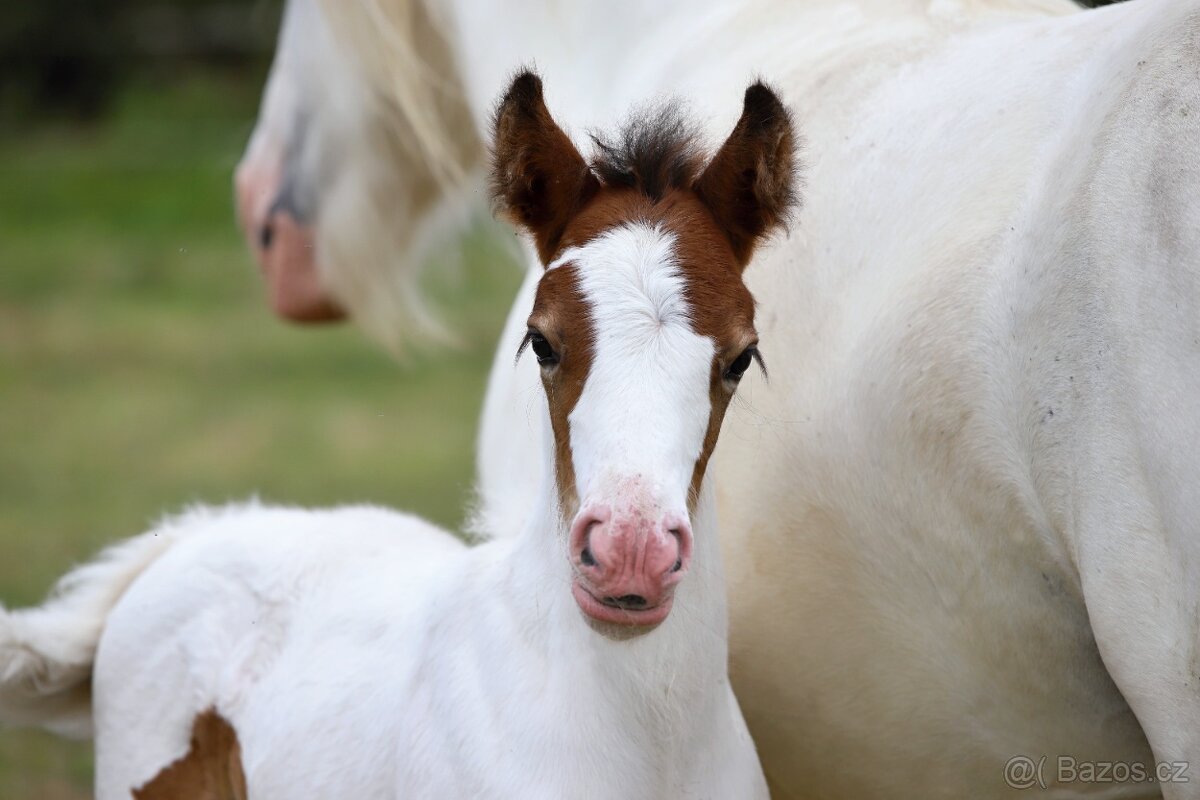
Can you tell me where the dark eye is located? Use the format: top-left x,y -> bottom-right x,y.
527,330 -> 559,367
724,346 -> 758,383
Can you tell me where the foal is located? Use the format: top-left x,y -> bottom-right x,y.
0,71 -> 798,799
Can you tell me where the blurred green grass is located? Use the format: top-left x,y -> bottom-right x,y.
0,71 -> 521,798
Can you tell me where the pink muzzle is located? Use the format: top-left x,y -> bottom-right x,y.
234,158 -> 345,323
569,504 -> 693,627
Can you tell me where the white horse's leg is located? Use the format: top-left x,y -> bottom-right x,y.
1068,8 -> 1200,793
1078,527 -> 1199,797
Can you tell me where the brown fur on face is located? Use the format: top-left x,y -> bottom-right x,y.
133,709 -> 247,800
492,70 -> 799,512
527,263 -> 594,519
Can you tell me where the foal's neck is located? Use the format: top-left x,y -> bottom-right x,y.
505,478 -> 729,703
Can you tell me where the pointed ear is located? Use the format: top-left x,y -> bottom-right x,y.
694,82 -> 800,267
489,71 -> 601,264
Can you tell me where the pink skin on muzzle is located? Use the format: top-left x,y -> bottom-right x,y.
234,156 -> 345,323
569,502 -> 694,627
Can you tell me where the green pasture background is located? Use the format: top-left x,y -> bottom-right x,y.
0,69 -> 519,800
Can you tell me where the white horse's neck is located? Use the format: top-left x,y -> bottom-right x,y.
436,0 -> 1077,143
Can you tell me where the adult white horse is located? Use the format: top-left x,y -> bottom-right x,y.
241,0 -> 1200,797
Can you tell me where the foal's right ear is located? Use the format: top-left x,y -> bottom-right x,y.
490,71 -> 600,265
694,82 -> 800,268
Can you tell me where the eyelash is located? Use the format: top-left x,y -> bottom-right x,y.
725,346 -> 766,383
516,330 -> 559,367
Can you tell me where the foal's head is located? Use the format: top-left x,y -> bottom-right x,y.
491,72 -> 798,628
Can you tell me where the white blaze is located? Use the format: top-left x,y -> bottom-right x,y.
552,223 -> 715,507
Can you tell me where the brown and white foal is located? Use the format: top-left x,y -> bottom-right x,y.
492,71 -> 797,631
0,71 -> 797,799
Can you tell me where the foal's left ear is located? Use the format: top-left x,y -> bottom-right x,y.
490,71 -> 601,264
694,82 -> 800,268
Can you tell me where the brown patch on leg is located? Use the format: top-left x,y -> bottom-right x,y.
133,709 -> 247,800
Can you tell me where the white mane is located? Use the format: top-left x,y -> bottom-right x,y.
317,0 -> 477,189
272,0 -> 480,351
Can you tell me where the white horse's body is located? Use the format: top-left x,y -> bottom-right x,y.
81,501 -> 761,799
433,3 -> 1200,795
709,5 -> 1200,795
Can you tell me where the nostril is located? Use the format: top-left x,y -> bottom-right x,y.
260,222 -> 274,250
666,525 -> 690,575
569,507 -> 610,571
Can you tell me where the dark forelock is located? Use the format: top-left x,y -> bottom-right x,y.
588,101 -> 705,202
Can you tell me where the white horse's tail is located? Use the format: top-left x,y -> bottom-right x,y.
0,524 -> 187,739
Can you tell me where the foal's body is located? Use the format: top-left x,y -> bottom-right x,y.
4,74 -> 794,799
92,502 -> 758,798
